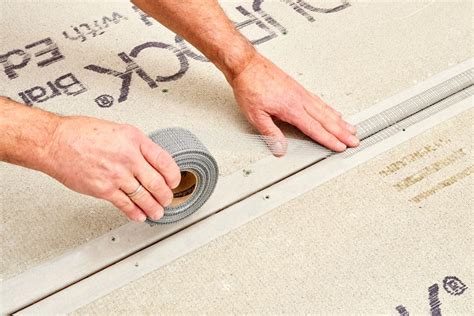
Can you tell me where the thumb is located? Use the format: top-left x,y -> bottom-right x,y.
254,114 -> 288,157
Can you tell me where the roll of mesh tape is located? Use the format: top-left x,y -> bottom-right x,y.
146,127 -> 219,225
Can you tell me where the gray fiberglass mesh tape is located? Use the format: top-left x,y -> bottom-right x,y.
147,127 -> 219,225
342,85 -> 474,158
191,69 -> 473,156
355,68 -> 473,140
146,68 -> 472,225
294,68 -> 473,158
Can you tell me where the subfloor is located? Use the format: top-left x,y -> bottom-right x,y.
0,0 -> 472,313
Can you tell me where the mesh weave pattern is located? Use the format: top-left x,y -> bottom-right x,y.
146,128 -> 219,224
297,69 -> 473,159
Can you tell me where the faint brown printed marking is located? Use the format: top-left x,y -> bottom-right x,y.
378,138 -> 451,177
394,148 -> 466,191
410,165 -> 474,203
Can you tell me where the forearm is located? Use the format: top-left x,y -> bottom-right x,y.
0,97 -> 60,173
132,0 -> 256,82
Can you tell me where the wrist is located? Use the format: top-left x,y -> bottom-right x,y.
0,97 -> 62,174
212,34 -> 258,83
38,114 -> 65,177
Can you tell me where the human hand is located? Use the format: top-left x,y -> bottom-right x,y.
230,54 -> 359,156
45,116 -> 181,222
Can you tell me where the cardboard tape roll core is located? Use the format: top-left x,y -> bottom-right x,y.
146,128 -> 218,225
170,171 -> 198,207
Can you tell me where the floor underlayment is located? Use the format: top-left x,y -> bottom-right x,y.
0,0 -> 472,314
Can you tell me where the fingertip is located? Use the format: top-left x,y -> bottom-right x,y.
270,139 -> 287,157
334,142 -> 347,152
135,213 -> 147,222
170,173 -> 181,190
149,206 -> 164,222
348,135 -> 360,147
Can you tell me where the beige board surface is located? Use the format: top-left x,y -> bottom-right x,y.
0,0 -> 472,282
76,109 -> 473,315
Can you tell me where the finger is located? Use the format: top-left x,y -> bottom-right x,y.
253,113 -> 288,157
140,138 -> 181,189
286,111 -> 347,152
304,105 -> 359,147
326,106 -> 358,135
311,94 -> 340,119
135,158 -> 174,207
333,109 -> 342,117
338,116 -> 357,135
322,121 -> 359,148
311,95 -> 357,134
109,191 -> 147,222
122,179 -> 164,221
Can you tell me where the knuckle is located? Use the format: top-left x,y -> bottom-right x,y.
122,124 -> 142,141
252,111 -> 268,123
325,122 -> 342,134
109,166 -> 126,182
307,120 -> 322,133
147,175 -> 165,193
284,108 -> 302,122
114,197 -> 133,210
258,123 -> 274,136
147,176 -> 173,204
245,111 -> 260,126
155,150 -> 171,167
98,184 -> 115,199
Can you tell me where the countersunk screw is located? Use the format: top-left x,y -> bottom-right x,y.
243,169 -> 252,176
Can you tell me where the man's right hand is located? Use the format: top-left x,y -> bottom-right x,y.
0,96 -> 181,222
46,116 -> 181,222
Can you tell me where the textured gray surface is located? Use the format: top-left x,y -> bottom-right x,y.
147,128 -> 218,224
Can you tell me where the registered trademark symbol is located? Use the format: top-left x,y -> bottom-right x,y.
443,276 -> 468,296
95,94 -> 114,108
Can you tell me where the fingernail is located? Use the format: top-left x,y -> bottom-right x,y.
171,177 -> 181,190
270,141 -> 286,156
153,207 -> 164,221
335,142 -> 347,152
349,135 -> 359,146
137,214 -> 147,222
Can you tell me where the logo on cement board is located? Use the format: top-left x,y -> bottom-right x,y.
395,275 -> 469,315
0,1 -> 351,107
